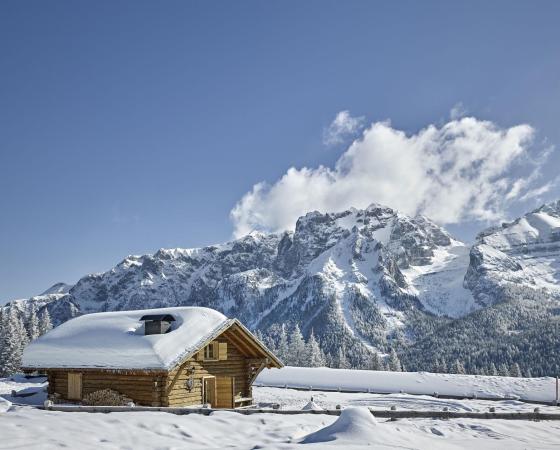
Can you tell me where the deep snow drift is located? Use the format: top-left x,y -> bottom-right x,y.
302,407 -> 378,444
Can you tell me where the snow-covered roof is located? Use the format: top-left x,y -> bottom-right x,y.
22,307 -> 234,371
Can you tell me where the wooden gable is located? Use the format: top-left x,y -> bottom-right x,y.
172,319 -> 283,372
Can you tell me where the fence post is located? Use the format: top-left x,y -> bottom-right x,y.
556,375 -> 558,406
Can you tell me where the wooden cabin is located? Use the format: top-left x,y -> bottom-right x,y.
22,307 -> 282,408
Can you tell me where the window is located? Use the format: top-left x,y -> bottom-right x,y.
204,343 -> 216,360
197,341 -> 227,361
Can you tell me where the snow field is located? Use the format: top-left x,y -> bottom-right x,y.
2,404 -> 560,449
256,366 -> 559,403
2,375 -> 560,448
253,387 -> 560,414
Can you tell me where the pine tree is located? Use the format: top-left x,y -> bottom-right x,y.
509,362 -> 522,378
0,307 -> 29,376
489,362 -> 498,376
367,352 -> 382,371
498,363 -> 510,377
432,359 -> 441,373
27,305 -> 40,340
305,330 -> 325,367
378,356 -> 386,371
432,358 -> 447,373
276,325 -> 289,364
324,351 -> 334,368
255,330 -> 268,348
336,347 -> 351,369
288,324 -> 306,367
453,359 -> 466,374
387,349 -> 402,372
38,308 -> 53,336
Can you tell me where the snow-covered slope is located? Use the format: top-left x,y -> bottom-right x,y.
465,200 -> 560,305
39,282 -> 72,296
402,242 -> 477,317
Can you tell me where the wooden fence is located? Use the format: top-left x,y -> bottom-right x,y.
253,383 -> 558,406
41,404 -> 560,420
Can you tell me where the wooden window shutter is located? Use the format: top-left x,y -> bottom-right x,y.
196,349 -> 204,361
212,341 -> 219,360
218,342 -> 228,360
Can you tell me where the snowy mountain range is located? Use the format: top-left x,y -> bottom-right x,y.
5,200 -> 560,374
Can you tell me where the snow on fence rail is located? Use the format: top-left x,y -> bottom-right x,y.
40,404 -> 560,420
255,367 -> 559,404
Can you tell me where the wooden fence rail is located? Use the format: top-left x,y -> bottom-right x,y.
40,404 -> 560,420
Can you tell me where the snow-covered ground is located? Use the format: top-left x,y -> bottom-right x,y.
2,374 -> 560,449
253,386 -> 560,413
0,374 -> 47,410
2,400 -> 560,449
256,366 -> 559,403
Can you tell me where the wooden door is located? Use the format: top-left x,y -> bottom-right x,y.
215,376 -> 234,408
67,373 -> 82,400
203,377 -> 216,407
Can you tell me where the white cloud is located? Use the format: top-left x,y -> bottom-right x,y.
519,176 -> 559,202
450,102 -> 467,120
323,110 -> 365,145
231,116 -> 554,238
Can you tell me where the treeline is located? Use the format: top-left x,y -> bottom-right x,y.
0,305 -> 52,376
401,297 -> 560,378
256,310 -> 542,379
256,323 -> 404,371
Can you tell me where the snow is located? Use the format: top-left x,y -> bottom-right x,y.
23,307 -> 232,370
256,366 -> 558,403
0,397 -> 11,413
474,207 -> 560,294
0,375 -> 47,408
39,282 -> 72,296
301,407 -> 378,444
334,208 -> 362,231
1,402 -> 560,449
483,210 -> 560,250
253,386 -> 560,413
403,243 -> 477,318
2,377 -> 560,449
301,400 -> 323,411
305,233 -> 389,346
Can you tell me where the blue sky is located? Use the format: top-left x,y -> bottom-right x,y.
1,0 -> 560,302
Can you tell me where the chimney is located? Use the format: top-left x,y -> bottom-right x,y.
139,314 -> 176,335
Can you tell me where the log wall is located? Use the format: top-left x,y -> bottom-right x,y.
45,332 -> 265,408
163,334 -> 253,407
47,370 -> 164,406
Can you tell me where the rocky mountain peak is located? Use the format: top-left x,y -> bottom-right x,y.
5,201 -> 560,372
